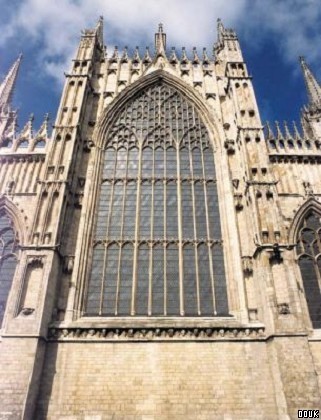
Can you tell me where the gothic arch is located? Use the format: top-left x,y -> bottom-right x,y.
0,196 -> 22,327
0,195 -> 27,246
80,75 -> 230,318
290,198 -> 321,329
288,197 -> 321,244
94,70 -> 225,151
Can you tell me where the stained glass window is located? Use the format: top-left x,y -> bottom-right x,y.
297,211 -> 321,328
86,81 -> 228,317
0,212 -> 18,326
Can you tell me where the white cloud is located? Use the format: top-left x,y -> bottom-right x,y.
0,0 -> 320,87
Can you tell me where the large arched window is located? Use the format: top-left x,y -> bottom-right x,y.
85,81 -> 228,317
0,211 -> 18,326
297,210 -> 321,328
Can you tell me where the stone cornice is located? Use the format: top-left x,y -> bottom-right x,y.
48,325 -> 266,342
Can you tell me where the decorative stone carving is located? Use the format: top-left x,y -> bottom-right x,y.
63,255 -> 75,274
277,302 -> 290,315
48,326 -> 266,342
234,193 -> 243,211
224,139 -> 235,154
242,256 -> 253,275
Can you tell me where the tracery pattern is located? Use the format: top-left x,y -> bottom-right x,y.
86,81 -> 228,317
0,212 -> 18,326
297,211 -> 321,328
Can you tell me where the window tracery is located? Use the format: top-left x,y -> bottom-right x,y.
0,211 -> 18,326
86,81 -> 228,317
297,210 -> 321,328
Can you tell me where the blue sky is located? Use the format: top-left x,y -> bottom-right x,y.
0,0 -> 320,135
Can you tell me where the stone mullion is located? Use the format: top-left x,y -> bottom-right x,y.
115,147 -> 130,315
175,100 -> 184,316
198,116 -> 216,315
131,144 -> 142,315
163,147 -> 167,316
187,109 -> 201,315
25,160 -> 36,193
20,159 -> 30,192
99,146 -> 117,315
148,147 -> 155,316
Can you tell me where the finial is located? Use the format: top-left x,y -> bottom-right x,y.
217,18 -> 225,42
292,121 -> 302,140
19,113 -> 34,140
155,22 -> 166,55
36,113 -> 50,138
283,121 -> 292,139
181,47 -> 189,65
132,46 -> 141,64
143,47 -> 152,65
299,56 -> 321,109
192,47 -> 200,65
110,46 -> 119,63
95,15 -> 104,45
0,54 -> 23,112
265,121 -> 275,140
202,48 -> 210,65
169,47 -> 178,65
275,121 -> 284,140
121,46 -> 129,63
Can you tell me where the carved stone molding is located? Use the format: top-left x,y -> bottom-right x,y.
48,326 -> 266,342
242,256 -> 253,275
277,303 -> 290,315
63,255 -> 75,274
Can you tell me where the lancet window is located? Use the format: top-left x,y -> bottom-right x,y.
86,81 -> 228,317
0,211 -> 18,326
296,210 -> 321,328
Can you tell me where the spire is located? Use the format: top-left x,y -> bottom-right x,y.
155,23 -> 166,56
169,47 -> 178,65
192,48 -> 200,65
132,47 -> 141,64
202,48 -> 210,65
35,113 -> 50,138
292,121 -> 302,140
19,113 -> 34,140
95,16 -> 104,45
300,56 -> 321,109
0,54 -> 23,112
217,18 -> 225,44
275,121 -> 284,140
181,47 -> 189,65
265,121 -> 275,140
284,121 -> 292,139
121,46 -> 129,63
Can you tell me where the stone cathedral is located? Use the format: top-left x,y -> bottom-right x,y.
0,17 -> 321,419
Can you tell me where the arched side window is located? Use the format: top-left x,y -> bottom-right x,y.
296,210 -> 321,328
0,211 -> 18,326
85,81 -> 228,317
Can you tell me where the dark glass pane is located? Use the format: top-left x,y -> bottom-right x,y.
194,182 -> 207,238
140,183 -> 152,238
212,245 -> 229,315
166,183 -> 178,238
192,148 -> 203,177
154,147 -> 164,177
203,147 -> 216,178
198,244 -> 213,315
127,148 -> 139,177
181,182 -> 194,238
95,183 -> 111,240
166,147 -> 176,177
142,148 -> 153,177
136,245 -> 149,315
180,148 -> 190,177
153,183 -> 164,238
123,183 -> 137,238
103,148 -> 116,178
299,256 -> 321,328
166,245 -> 180,315
118,245 -> 134,315
103,244 -> 119,315
207,182 -> 221,239
115,148 -> 127,177
85,245 -> 105,314
152,245 -> 164,315
109,183 -> 124,238
183,244 -> 197,315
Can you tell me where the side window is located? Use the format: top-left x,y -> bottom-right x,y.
0,211 -> 18,327
296,211 -> 321,328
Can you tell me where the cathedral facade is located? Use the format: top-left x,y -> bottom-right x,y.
0,18 -> 321,419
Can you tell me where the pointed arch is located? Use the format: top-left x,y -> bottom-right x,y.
0,196 -> 22,327
290,198 -> 321,329
288,197 -> 321,244
0,195 -> 27,246
94,69 -> 224,151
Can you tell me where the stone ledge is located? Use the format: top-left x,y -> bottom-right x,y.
48,326 -> 266,342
